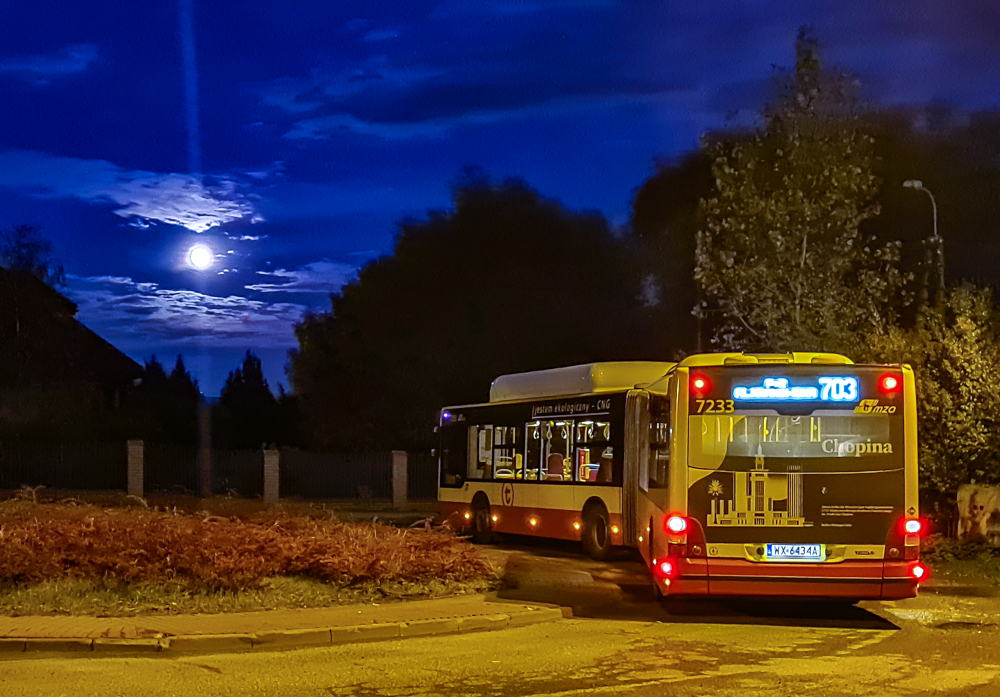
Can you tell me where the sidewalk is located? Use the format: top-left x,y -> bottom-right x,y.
0,594 -> 569,657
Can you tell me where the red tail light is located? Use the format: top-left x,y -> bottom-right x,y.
690,374 -> 711,396
909,561 -> 929,582
665,515 -> 688,534
652,558 -> 678,579
879,374 -> 901,394
904,519 -> 922,535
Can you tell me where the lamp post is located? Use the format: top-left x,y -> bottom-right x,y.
903,180 -> 943,307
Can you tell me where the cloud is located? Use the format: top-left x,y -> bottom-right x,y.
430,0 -> 617,17
65,275 -> 306,350
0,150 -> 258,232
245,261 -> 357,294
0,44 -> 98,83
258,56 -> 445,115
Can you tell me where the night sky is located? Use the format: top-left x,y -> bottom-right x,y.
1,1 -> 998,395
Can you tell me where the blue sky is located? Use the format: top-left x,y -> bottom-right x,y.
1,0 -> 998,394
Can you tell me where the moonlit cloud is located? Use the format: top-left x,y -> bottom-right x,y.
0,150 -> 258,232
0,44 -> 98,83
65,275 -> 305,350
245,261 -> 357,294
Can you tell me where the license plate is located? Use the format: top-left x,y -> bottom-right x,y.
765,543 -> 825,561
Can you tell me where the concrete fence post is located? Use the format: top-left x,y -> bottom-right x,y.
392,450 -> 408,509
263,449 -> 280,504
127,440 -> 144,498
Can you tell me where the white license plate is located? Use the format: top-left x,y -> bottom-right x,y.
765,543 -> 825,561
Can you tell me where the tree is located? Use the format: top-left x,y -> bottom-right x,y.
694,27 -> 908,356
0,224 -> 65,286
129,355 -> 201,444
290,178 -> 652,451
869,285 -> 1000,506
629,150 -> 714,353
214,351 -> 279,449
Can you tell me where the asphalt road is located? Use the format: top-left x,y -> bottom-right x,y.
3,537 -> 999,697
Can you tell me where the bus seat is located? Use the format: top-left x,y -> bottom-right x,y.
545,453 -> 564,481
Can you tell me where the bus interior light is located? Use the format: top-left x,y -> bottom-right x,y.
665,516 -> 688,534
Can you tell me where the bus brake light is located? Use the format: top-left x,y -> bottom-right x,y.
880,374 -> 900,393
652,558 -> 678,579
665,516 -> 688,534
910,561 -> 929,581
904,519 -> 922,535
691,375 -> 711,396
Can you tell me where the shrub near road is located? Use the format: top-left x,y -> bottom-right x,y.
0,502 -> 497,615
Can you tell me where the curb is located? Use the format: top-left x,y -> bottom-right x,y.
0,606 -> 567,658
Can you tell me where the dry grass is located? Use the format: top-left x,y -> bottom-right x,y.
0,500 -> 498,614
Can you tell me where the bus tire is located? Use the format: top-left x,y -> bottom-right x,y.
471,495 -> 494,544
582,504 -> 612,560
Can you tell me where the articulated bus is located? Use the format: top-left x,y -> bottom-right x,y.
437,353 -> 927,600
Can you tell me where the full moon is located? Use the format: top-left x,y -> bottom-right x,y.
187,244 -> 214,270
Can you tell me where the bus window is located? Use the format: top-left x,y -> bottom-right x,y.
440,424 -> 467,487
544,421 -> 573,481
575,420 -> 613,484
649,419 -> 670,488
524,422 -> 541,480
466,425 -> 492,480
493,426 -> 517,479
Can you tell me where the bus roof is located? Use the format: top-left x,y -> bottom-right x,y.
489,361 -> 676,402
677,352 -> 854,367
486,353 -> 855,403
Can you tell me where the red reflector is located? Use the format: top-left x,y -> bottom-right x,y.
904,546 -> 919,560
667,543 -> 687,557
904,519 -> 922,535
665,516 -> 688,534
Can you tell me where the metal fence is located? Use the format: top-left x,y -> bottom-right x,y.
0,439 -> 438,502
144,444 -> 262,497
408,451 -> 438,500
279,449 -> 392,499
0,440 -> 126,490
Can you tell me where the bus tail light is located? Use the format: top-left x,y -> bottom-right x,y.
652,558 -> 679,579
690,375 -> 711,397
909,561 -> 929,582
665,516 -> 688,534
879,374 -> 901,394
904,519 -> 922,535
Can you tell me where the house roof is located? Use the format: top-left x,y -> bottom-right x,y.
0,269 -> 142,388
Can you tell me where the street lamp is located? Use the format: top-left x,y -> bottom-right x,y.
903,180 -> 943,307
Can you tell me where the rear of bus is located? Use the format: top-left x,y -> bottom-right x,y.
658,359 -> 925,600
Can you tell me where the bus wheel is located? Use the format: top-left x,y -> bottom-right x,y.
582,504 -> 612,560
471,495 -> 494,544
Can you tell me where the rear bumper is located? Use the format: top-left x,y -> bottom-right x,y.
659,558 -> 919,600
